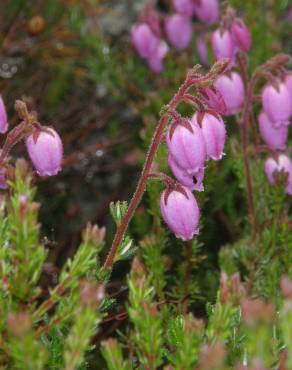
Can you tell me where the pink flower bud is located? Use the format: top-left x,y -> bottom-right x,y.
199,86 -> 227,115
196,36 -> 209,66
147,40 -> 169,73
214,72 -> 244,115
284,73 -> 292,99
262,82 -> 292,127
131,23 -> 159,59
160,185 -> 200,240
165,14 -> 193,50
168,153 -> 204,191
264,155 -> 292,195
193,0 -> 219,25
258,111 -> 288,151
172,0 -> 195,16
231,19 -> 251,52
211,29 -> 235,65
193,112 -> 226,161
166,119 -> 207,174
0,96 -> 8,134
26,128 -> 63,177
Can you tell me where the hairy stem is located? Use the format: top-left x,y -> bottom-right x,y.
102,75 -> 196,270
103,60 -> 229,270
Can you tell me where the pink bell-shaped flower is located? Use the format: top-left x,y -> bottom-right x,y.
160,185 -> 200,240
196,36 -> 209,66
264,154 -> 292,195
131,23 -> 159,60
231,19 -> 252,52
165,14 -> 193,50
166,119 -> 207,174
193,112 -> 226,161
147,40 -> 169,73
168,153 -> 204,191
261,82 -> 292,127
199,86 -> 227,115
172,0 -> 195,16
0,96 -> 8,134
214,72 -> 245,115
131,23 -> 168,73
26,127 -> 63,177
258,111 -> 288,151
211,29 -> 235,63
193,0 -> 219,25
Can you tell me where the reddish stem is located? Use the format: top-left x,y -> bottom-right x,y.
102,60 -> 230,270
102,75 -> 196,270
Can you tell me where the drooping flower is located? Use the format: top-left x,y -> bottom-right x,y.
26,127 -> 63,177
193,0 -> 219,25
166,119 -> 207,174
264,154 -> 292,195
196,36 -> 209,66
261,82 -> 292,127
131,23 -> 159,59
230,19 -> 251,52
160,185 -> 200,240
258,111 -> 288,151
168,153 -> 204,191
131,23 -> 169,73
165,14 -> 193,50
147,40 -> 169,73
211,29 -> 235,63
172,0 -> 195,16
0,96 -> 8,134
214,72 -> 244,115
199,86 -> 227,115
193,112 -> 226,160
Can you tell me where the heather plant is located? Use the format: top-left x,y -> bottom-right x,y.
0,0 -> 292,369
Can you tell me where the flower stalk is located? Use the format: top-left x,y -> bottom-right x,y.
103,60 -> 229,270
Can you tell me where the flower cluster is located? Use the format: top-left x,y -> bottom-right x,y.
131,0 -> 220,73
208,7 -> 251,116
211,12 -> 251,66
260,73 -> 292,194
0,98 -> 63,188
160,92 -> 227,241
131,23 -> 169,74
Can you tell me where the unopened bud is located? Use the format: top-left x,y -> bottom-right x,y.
14,100 -> 29,121
82,222 -> 106,245
19,194 -> 29,217
7,312 -> 32,337
198,342 -> 225,370
131,257 -> 146,289
209,58 -> 230,77
241,299 -> 275,326
15,158 -> 30,178
79,280 -> 105,307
